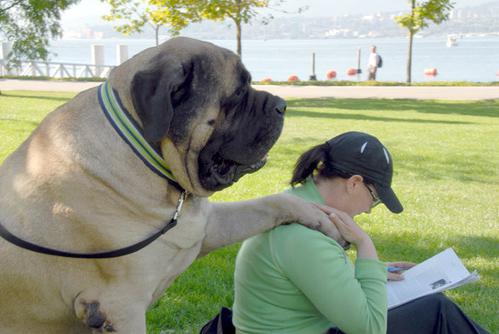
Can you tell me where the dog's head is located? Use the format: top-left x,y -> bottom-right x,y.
112,37 -> 286,196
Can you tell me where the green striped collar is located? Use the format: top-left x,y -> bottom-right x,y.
98,81 -> 181,189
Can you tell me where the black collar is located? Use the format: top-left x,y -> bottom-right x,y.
98,81 -> 184,192
0,191 -> 188,258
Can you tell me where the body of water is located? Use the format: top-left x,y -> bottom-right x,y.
48,37 -> 499,82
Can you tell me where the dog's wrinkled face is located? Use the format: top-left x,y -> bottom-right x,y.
129,37 -> 286,194
197,61 -> 287,191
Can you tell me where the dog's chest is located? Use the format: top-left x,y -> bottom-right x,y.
161,202 -> 207,250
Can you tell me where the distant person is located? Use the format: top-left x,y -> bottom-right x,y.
368,45 -> 382,80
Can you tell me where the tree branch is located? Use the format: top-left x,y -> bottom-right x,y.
0,0 -> 24,14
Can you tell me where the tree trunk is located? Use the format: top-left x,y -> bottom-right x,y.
406,0 -> 416,84
407,30 -> 414,84
155,25 -> 159,46
236,21 -> 242,57
234,0 -> 242,58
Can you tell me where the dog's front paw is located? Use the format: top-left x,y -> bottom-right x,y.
315,218 -> 350,249
76,299 -> 116,333
276,194 -> 347,246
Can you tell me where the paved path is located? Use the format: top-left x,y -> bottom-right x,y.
0,79 -> 100,93
1,79 -> 498,100
255,85 -> 499,100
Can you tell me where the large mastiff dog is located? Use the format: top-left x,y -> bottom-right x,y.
0,37 -> 340,333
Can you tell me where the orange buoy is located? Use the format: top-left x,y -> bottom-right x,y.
326,70 -> 337,80
346,67 -> 357,76
261,77 -> 272,83
424,68 -> 438,76
288,75 -> 299,82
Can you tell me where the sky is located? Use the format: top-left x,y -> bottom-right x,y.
61,0 -> 496,30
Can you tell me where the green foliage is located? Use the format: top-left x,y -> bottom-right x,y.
198,0 -> 271,56
102,0 -> 148,35
1,91 -> 497,333
102,0 -> 201,44
200,0 -> 269,24
0,0 -> 79,63
395,0 -> 454,33
149,0 -> 201,31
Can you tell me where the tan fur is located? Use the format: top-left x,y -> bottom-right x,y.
0,37 -> 342,333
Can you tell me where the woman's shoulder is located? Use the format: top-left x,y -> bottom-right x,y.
271,223 -> 345,251
268,224 -> 349,275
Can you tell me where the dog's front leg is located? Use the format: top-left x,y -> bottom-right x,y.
200,193 -> 345,255
74,289 -> 147,334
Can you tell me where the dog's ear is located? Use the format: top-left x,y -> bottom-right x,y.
131,59 -> 184,144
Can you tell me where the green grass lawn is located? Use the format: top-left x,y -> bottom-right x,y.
1,91 -> 498,333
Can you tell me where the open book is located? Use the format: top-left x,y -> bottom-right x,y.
387,248 -> 479,309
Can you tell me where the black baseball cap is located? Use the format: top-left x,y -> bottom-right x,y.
326,131 -> 403,213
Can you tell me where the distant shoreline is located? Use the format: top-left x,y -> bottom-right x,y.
56,34 -> 499,42
2,76 -> 498,87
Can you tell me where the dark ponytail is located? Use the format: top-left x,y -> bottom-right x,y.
291,143 -> 329,186
290,141 -> 352,186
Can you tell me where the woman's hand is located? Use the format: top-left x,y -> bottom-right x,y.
316,205 -> 370,245
316,204 -> 378,260
386,261 -> 416,281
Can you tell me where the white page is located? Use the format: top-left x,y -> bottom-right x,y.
387,248 -> 476,309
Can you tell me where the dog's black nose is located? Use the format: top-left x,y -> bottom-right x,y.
274,99 -> 287,115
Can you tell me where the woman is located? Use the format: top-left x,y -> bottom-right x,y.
230,131 -> 489,334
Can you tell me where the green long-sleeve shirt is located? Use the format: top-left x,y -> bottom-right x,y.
232,179 -> 387,334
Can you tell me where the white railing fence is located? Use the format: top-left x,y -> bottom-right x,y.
0,61 -> 115,79
0,42 -> 128,79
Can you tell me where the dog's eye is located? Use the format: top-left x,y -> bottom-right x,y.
172,84 -> 190,105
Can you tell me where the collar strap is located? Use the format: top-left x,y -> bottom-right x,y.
98,81 -> 182,190
0,191 -> 188,258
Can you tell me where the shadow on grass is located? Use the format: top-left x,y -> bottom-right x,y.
1,92 -> 71,103
283,136 -> 325,146
288,98 -> 499,118
374,232 -> 498,262
449,235 -> 499,262
396,151 -> 498,184
287,109 -> 472,125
